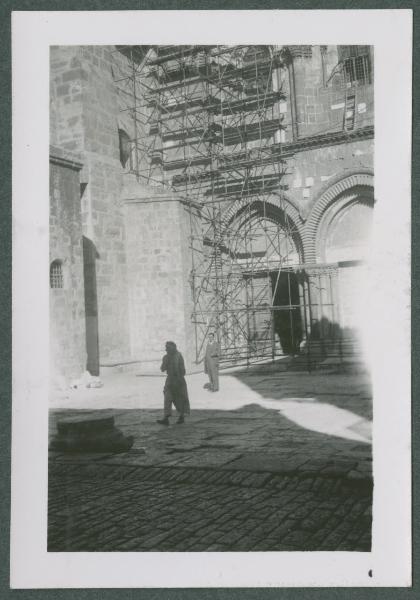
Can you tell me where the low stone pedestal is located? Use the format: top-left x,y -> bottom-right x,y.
49,415 -> 134,454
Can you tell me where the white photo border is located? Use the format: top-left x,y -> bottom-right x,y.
11,9 -> 412,588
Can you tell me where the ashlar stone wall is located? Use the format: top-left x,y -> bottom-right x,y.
123,180 -> 198,372
51,46 -> 136,365
50,45 -> 199,371
49,149 -> 86,382
285,138 -> 374,220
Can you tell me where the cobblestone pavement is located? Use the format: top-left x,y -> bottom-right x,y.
48,461 -> 372,552
48,367 -> 372,552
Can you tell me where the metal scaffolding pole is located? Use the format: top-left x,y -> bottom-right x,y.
115,45 -> 308,367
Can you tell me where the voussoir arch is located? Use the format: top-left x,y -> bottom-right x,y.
303,170 -> 374,263
224,193 -> 305,261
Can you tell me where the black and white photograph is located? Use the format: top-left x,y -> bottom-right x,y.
47,42 -> 375,553
11,10 -> 411,588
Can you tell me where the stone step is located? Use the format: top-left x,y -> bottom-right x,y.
50,415 -> 134,454
57,415 -> 115,435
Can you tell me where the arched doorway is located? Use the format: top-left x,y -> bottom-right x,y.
83,236 -> 100,376
227,199 -> 303,361
316,188 -> 374,348
190,195 -> 304,366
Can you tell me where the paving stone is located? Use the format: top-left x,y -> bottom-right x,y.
48,368 -> 373,552
300,518 -> 323,532
202,544 -> 226,551
320,531 -> 346,549
280,530 -> 311,546
226,454 -> 309,474
48,460 -> 372,552
347,469 -> 370,481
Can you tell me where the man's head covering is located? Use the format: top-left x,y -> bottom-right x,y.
165,341 -> 177,352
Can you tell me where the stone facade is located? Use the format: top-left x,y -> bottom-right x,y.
50,45 -> 374,376
124,188 -> 196,371
50,45 -> 198,373
49,147 -> 86,382
50,46 -> 131,364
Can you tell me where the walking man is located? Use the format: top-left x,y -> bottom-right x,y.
157,341 -> 190,425
204,332 -> 221,392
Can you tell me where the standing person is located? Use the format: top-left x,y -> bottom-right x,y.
204,332 -> 221,392
157,341 -> 190,425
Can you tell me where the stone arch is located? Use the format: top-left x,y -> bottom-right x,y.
303,170 -> 374,263
317,193 -> 373,263
242,46 -> 274,95
224,194 -> 305,263
220,195 -> 305,356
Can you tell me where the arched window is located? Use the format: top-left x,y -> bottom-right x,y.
242,46 -> 273,96
118,128 -> 132,169
324,199 -> 373,263
50,260 -> 64,289
338,46 -> 372,87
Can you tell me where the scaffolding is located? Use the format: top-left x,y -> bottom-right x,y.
112,45 -> 318,367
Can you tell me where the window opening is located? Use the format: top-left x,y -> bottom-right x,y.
118,128 -> 132,169
50,260 -> 63,289
344,54 -> 371,86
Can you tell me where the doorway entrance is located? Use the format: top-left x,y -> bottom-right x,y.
271,269 -> 303,355
245,268 -> 303,361
83,236 -> 100,376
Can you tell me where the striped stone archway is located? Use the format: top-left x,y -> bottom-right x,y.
224,192 -> 305,263
302,170 -> 374,263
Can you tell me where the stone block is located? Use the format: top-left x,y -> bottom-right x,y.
56,84 -> 70,96
50,415 -> 134,453
62,69 -> 82,83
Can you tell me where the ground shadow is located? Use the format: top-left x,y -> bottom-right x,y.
48,403 -> 372,552
226,362 -> 372,422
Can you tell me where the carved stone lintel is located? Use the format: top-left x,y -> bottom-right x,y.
308,266 -> 339,277
295,263 -> 339,277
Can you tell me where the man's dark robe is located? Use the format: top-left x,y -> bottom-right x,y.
161,350 -> 190,415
